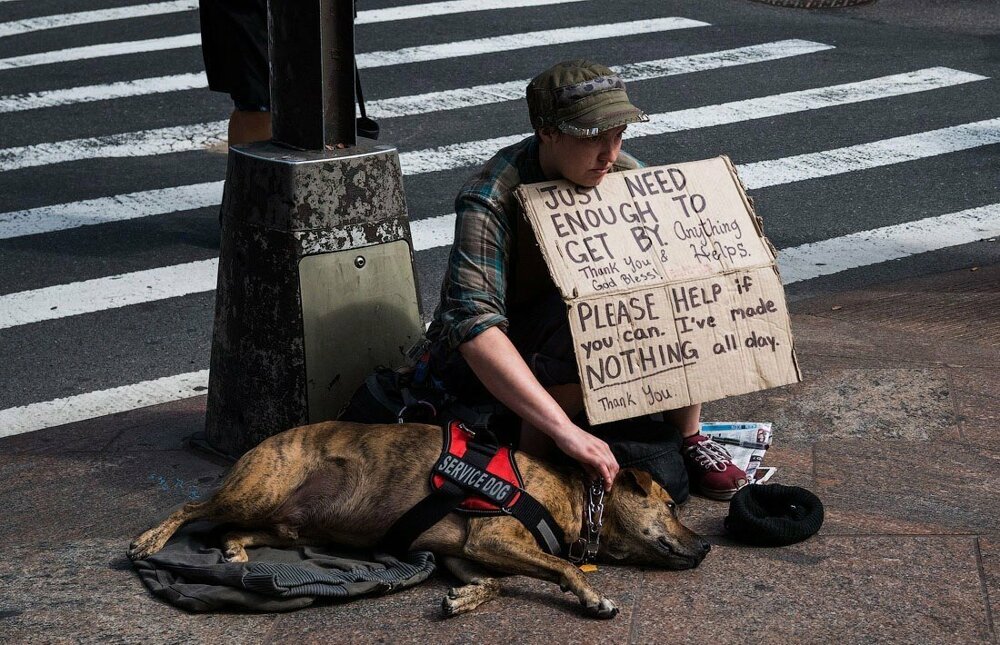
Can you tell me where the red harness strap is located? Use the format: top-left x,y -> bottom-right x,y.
430,421 -> 524,513
378,421 -> 568,558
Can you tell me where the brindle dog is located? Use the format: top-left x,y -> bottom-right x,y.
128,421 -> 709,618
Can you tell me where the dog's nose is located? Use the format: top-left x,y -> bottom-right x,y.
699,538 -> 712,555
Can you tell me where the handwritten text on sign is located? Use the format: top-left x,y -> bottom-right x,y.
516,157 -> 800,424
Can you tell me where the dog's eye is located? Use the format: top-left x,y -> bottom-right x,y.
666,501 -> 678,514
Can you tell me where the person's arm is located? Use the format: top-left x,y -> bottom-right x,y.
459,326 -> 619,490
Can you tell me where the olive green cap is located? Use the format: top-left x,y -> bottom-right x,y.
526,60 -> 649,137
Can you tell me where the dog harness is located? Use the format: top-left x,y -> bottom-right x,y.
379,421 -> 568,558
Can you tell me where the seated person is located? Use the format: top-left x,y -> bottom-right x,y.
345,60 -> 748,502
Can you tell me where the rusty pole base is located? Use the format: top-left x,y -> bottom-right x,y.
205,142 -> 422,458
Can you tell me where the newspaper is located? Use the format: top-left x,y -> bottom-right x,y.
699,422 -> 774,484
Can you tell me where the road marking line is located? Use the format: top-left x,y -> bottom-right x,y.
0,258 -> 219,330
370,39 -> 834,118
0,15 -> 704,71
777,204 -> 1000,283
356,17 -> 708,68
0,39 -> 828,115
0,120 -> 227,173
399,67 -> 988,174
0,370 -> 210,439
740,118 -> 1000,188
0,72 -> 207,113
357,0 -> 595,24
411,212 -> 460,252
3,205 -> 998,437
0,181 -> 224,239
0,0 -> 593,40
0,67 -> 982,175
0,0 -> 198,39
0,33 -> 202,70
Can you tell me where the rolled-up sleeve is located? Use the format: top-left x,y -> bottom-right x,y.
435,192 -> 513,351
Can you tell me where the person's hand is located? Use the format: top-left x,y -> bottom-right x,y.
550,424 -> 619,491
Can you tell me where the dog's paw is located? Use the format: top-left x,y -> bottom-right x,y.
583,596 -> 619,619
127,531 -> 162,561
126,541 -> 149,561
223,546 -> 248,563
440,581 -> 500,617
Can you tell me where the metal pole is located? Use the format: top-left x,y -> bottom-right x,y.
269,0 -> 356,150
206,0 -> 421,457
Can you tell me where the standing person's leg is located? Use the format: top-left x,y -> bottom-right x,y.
228,107 -> 271,145
199,0 -> 271,145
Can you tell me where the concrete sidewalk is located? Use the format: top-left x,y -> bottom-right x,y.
1,262 -> 997,644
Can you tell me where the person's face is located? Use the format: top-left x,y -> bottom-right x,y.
540,125 -> 626,187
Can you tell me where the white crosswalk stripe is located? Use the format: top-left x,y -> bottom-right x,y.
0,0 -> 594,40
0,72 -> 208,114
0,121 -> 227,172
356,0 -> 595,24
356,17 -> 707,68
398,68 -> 987,174
0,370 -> 211,439
777,203 -> 1000,284
0,0 -> 198,39
0,16 -> 705,71
0,258 -> 219,330
368,39 -> 834,118
739,118 -> 1000,188
0,33 -> 203,70
0,181 -> 224,239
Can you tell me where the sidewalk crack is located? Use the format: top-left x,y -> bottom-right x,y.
628,568 -> 646,644
945,368 -> 965,442
974,536 -> 998,644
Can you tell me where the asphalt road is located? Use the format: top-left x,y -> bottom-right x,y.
0,0 -> 997,430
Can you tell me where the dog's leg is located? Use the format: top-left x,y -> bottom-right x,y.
220,526 -> 303,563
465,539 -> 618,619
439,556 -> 502,617
127,501 -> 213,560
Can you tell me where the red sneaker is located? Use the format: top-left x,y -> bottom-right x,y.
682,434 -> 749,500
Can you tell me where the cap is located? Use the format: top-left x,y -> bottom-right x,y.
725,484 -> 824,547
526,60 -> 649,137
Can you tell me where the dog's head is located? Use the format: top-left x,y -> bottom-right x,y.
598,469 -> 710,569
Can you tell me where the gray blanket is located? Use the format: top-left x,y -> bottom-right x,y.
132,521 -> 436,612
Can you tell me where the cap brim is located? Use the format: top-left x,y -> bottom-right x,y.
557,98 -> 649,137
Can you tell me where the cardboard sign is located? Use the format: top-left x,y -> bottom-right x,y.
515,156 -> 801,425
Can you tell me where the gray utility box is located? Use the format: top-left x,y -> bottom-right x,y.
206,142 -> 423,457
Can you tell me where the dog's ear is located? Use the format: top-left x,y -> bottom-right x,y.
622,469 -> 653,496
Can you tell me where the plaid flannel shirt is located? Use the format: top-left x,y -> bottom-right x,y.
423,134 -> 643,366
